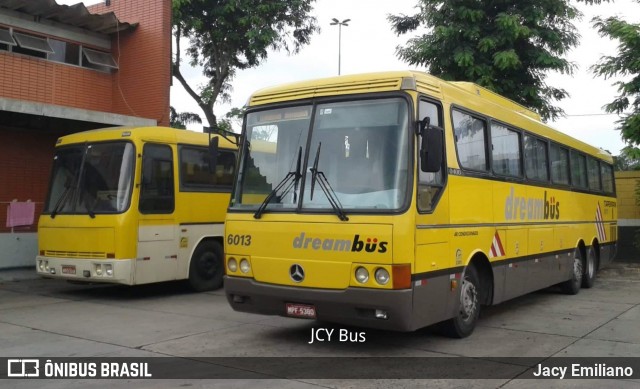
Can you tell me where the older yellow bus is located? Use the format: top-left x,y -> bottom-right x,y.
37,126 -> 236,291
223,71 -> 617,337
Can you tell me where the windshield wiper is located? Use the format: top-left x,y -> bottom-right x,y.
50,180 -> 75,219
309,143 -> 349,221
253,147 -> 302,219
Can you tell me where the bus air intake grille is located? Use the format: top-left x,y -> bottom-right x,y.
45,251 -> 107,259
250,79 -> 403,105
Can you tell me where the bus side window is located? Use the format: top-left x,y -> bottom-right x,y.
140,143 -> 174,214
418,100 -> 444,212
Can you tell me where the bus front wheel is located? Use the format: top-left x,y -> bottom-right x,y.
441,265 -> 480,338
188,240 -> 224,292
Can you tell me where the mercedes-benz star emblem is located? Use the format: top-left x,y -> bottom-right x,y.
290,264 -> 305,283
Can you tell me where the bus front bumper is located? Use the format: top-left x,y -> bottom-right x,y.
35,256 -> 134,285
224,276 -> 415,331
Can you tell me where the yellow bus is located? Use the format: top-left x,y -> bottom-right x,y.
36,126 -> 237,291
223,71 -> 617,337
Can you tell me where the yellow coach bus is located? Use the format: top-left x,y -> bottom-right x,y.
36,126 -> 237,291
223,71 -> 617,337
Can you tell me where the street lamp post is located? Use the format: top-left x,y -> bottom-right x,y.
330,18 -> 350,75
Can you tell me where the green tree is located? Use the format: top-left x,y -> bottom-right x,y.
614,147 -> 640,171
591,4 -> 640,147
217,107 -> 246,133
389,0 -> 609,121
169,106 -> 202,130
172,0 -> 318,130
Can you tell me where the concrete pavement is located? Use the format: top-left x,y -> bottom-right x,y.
0,262 -> 639,388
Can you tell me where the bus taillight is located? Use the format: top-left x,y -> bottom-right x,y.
392,264 -> 412,289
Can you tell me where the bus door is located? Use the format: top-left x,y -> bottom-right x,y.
414,98 -> 451,324
135,143 -> 178,284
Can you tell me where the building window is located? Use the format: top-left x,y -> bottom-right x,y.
82,47 -> 118,70
0,27 -> 16,51
48,39 -> 80,65
12,31 -> 53,58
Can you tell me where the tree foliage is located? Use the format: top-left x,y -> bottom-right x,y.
172,0 -> 318,129
169,106 -> 202,129
614,146 -> 640,171
389,0 -> 610,121
591,3 -> 640,147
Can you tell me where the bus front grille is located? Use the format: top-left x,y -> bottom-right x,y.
44,250 -> 107,259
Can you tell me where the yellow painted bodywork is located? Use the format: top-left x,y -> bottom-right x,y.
226,71 -> 617,292
38,126 -> 236,284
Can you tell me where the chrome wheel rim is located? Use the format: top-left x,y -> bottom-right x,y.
587,250 -> 595,279
460,277 -> 478,322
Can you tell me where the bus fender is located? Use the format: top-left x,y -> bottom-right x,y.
462,250 -> 494,306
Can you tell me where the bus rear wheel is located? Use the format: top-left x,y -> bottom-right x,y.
581,246 -> 597,289
188,240 -> 224,292
441,265 -> 480,338
560,251 -> 582,295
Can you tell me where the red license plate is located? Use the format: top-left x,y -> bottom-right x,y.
286,303 -> 316,318
62,265 -> 76,275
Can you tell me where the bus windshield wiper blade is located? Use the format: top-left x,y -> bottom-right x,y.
50,182 -> 75,219
309,143 -> 348,222
253,147 -> 302,219
309,143 -> 321,200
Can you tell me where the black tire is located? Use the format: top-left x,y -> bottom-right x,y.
560,250 -> 582,295
441,265 -> 481,338
188,240 -> 224,292
581,246 -> 597,289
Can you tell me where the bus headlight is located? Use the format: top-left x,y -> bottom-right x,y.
375,268 -> 390,285
38,261 -> 44,271
355,267 -> 369,283
239,258 -> 250,273
96,264 -> 103,276
228,258 -> 238,272
105,264 -> 113,277
44,261 -> 50,272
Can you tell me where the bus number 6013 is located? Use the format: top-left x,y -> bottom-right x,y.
227,234 -> 251,246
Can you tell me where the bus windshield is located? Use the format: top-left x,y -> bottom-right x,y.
231,97 -> 410,213
44,142 -> 135,215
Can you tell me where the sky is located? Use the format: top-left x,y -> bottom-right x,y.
59,0 -> 639,155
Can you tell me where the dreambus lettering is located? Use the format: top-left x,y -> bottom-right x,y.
292,233 -> 388,253
505,187 -> 560,221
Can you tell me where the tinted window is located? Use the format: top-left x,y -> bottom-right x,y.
570,152 -> 588,189
550,143 -> 570,185
491,123 -> 521,177
452,110 -> 488,171
601,163 -> 614,194
418,100 -> 444,212
524,135 -> 548,181
140,144 -> 174,213
180,146 -> 235,189
587,157 -> 601,191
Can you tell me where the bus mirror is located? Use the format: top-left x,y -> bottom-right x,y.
420,125 -> 443,173
209,137 -> 219,174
